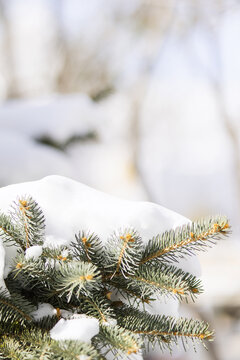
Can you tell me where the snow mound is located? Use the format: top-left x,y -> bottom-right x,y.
25,245 -> 43,260
0,175 -> 192,243
50,315 -> 99,342
31,303 -> 55,320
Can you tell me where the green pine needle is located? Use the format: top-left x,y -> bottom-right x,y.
76,293 -> 115,323
71,231 -> 104,267
11,196 -> 45,249
96,323 -> 143,358
117,306 -> 214,350
141,215 -> 230,265
0,213 -> 23,250
103,229 -> 143,278
53,261 -> 102,302
110,263 -> 202,303
0,332 -> 103,360
0,196 -> 228,359
0,290 -> 35,330
42,246 -> 72,263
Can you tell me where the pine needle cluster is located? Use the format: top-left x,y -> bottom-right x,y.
0,196 -> 230,359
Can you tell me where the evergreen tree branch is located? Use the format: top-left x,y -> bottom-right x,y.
141,216 -> 229,264
11,196 -> 45,249
132,263 -> 202,301
0,195 -> 228,358
42,246 -> 72,263
0,213 -> 24,250
11,254 -> 54,292
52,261 -> 102,302
117,306 -> 214,349
9,255 -> 67,308
104,229 -> 143,278
71,231 -> 104,267
95,323 -> 143,358
77,292 -> 115,323
34,315 -> 59,332
0,290 -> 35,329
0,330 -> 103,360
52,340 -> 104,360
109,263 -> 202,303
108,277 -> 153,305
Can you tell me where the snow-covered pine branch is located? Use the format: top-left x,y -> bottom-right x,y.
0,176 -> 230,359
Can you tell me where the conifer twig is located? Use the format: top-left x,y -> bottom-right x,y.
141,216 -> 230,264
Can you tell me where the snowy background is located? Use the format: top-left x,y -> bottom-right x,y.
0,0 -> 240,359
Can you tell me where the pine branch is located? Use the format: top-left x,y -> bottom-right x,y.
42,246 -> 72,263
95,323 -> 143,358
11,255 -> 102,308
0,290 -> 35,331
117,306 -> 214,350
0,337 -> 30,360
33,315 -> 59,332
141,216 -> 230,264
0,195 -> 228,358
51,340 -> 104,360
104,229 -> 143,278
76,292 -> 115,323
11,254 -> 54,292
109,263 -> 202,303
9,255 -> 66,308
0,331 -> 103,360
71,231 -> 104,267
0,213 -> 23,250
107,276 -> 153,305
11,196 -> 45,249
52,261 -> 102,302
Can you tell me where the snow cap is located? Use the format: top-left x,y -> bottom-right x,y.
50,315 -> 99,342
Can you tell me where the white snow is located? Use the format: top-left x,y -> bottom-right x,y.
105,349 -> 143,360
59,309 -> 76,319
31,303 -> 55,320
43,235 -> 69,249
0,175 -> 200,280
60,249 -> 69,258
25,245 -> 43,260
0,175 -> 190,246
50,315 -> 99,342
77,356 -> 90,360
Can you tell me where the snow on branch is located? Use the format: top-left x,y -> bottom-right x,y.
0,193 -> 230,359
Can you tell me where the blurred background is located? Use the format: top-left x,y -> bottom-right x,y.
0,0 -> 240,359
